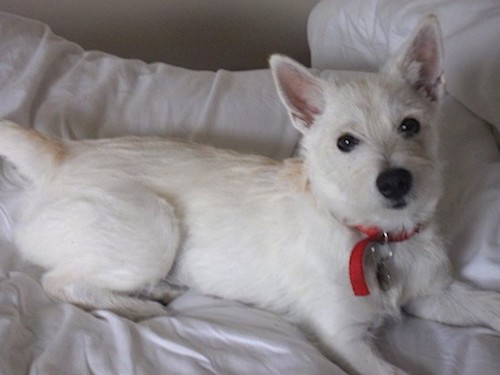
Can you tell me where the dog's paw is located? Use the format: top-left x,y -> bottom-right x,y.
130,301 -> 168,321
102,300 -> 167,321
139,281 -> 186,305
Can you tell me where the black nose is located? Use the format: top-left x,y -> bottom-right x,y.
376,168 -> 412,201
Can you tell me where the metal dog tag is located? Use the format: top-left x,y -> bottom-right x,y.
369,233 -> 394,292
376,261 -> 392,292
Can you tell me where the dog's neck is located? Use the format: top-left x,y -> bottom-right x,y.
353,225 -> 420,242
281,158 -> 310,192
349,224 -> 420,296
281,157 -> 422,296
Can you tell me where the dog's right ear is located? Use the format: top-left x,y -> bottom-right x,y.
270,55 -> 325,133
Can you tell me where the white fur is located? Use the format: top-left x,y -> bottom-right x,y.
1,15 -> 500,375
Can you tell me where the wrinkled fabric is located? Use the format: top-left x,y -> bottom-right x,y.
0,272 -> 341,375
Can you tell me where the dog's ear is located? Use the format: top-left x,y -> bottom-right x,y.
270,55 -> 325,133
386,15 -> 445,101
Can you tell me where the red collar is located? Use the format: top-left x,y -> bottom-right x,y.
349,225 -> 420,296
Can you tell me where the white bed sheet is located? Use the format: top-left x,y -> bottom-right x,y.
0,3 -> 499,375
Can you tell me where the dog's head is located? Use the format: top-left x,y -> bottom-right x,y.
270,15 -> 445,231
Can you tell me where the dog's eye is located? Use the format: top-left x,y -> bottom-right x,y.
337,134 -> 360,153
398,118 -> 420,138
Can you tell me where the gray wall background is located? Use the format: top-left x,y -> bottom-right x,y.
0,0 -> 320,70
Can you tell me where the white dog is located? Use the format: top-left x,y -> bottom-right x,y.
1,15 -> 499,375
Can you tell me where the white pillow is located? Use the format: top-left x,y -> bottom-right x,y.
0,12 -> 299,160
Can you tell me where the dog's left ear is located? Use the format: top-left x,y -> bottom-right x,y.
270,55 -> 325,133
386,15 -> 445,101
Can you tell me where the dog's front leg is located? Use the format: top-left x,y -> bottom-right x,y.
314,320 -> 408,375
405,280 -> 500,332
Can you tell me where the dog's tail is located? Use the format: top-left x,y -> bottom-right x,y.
0,120 -> 65,182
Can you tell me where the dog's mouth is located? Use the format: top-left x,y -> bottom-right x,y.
389,199 -> 407,210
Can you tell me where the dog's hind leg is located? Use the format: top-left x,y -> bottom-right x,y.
15,183 -> 181,320
42,270 -> 167,320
